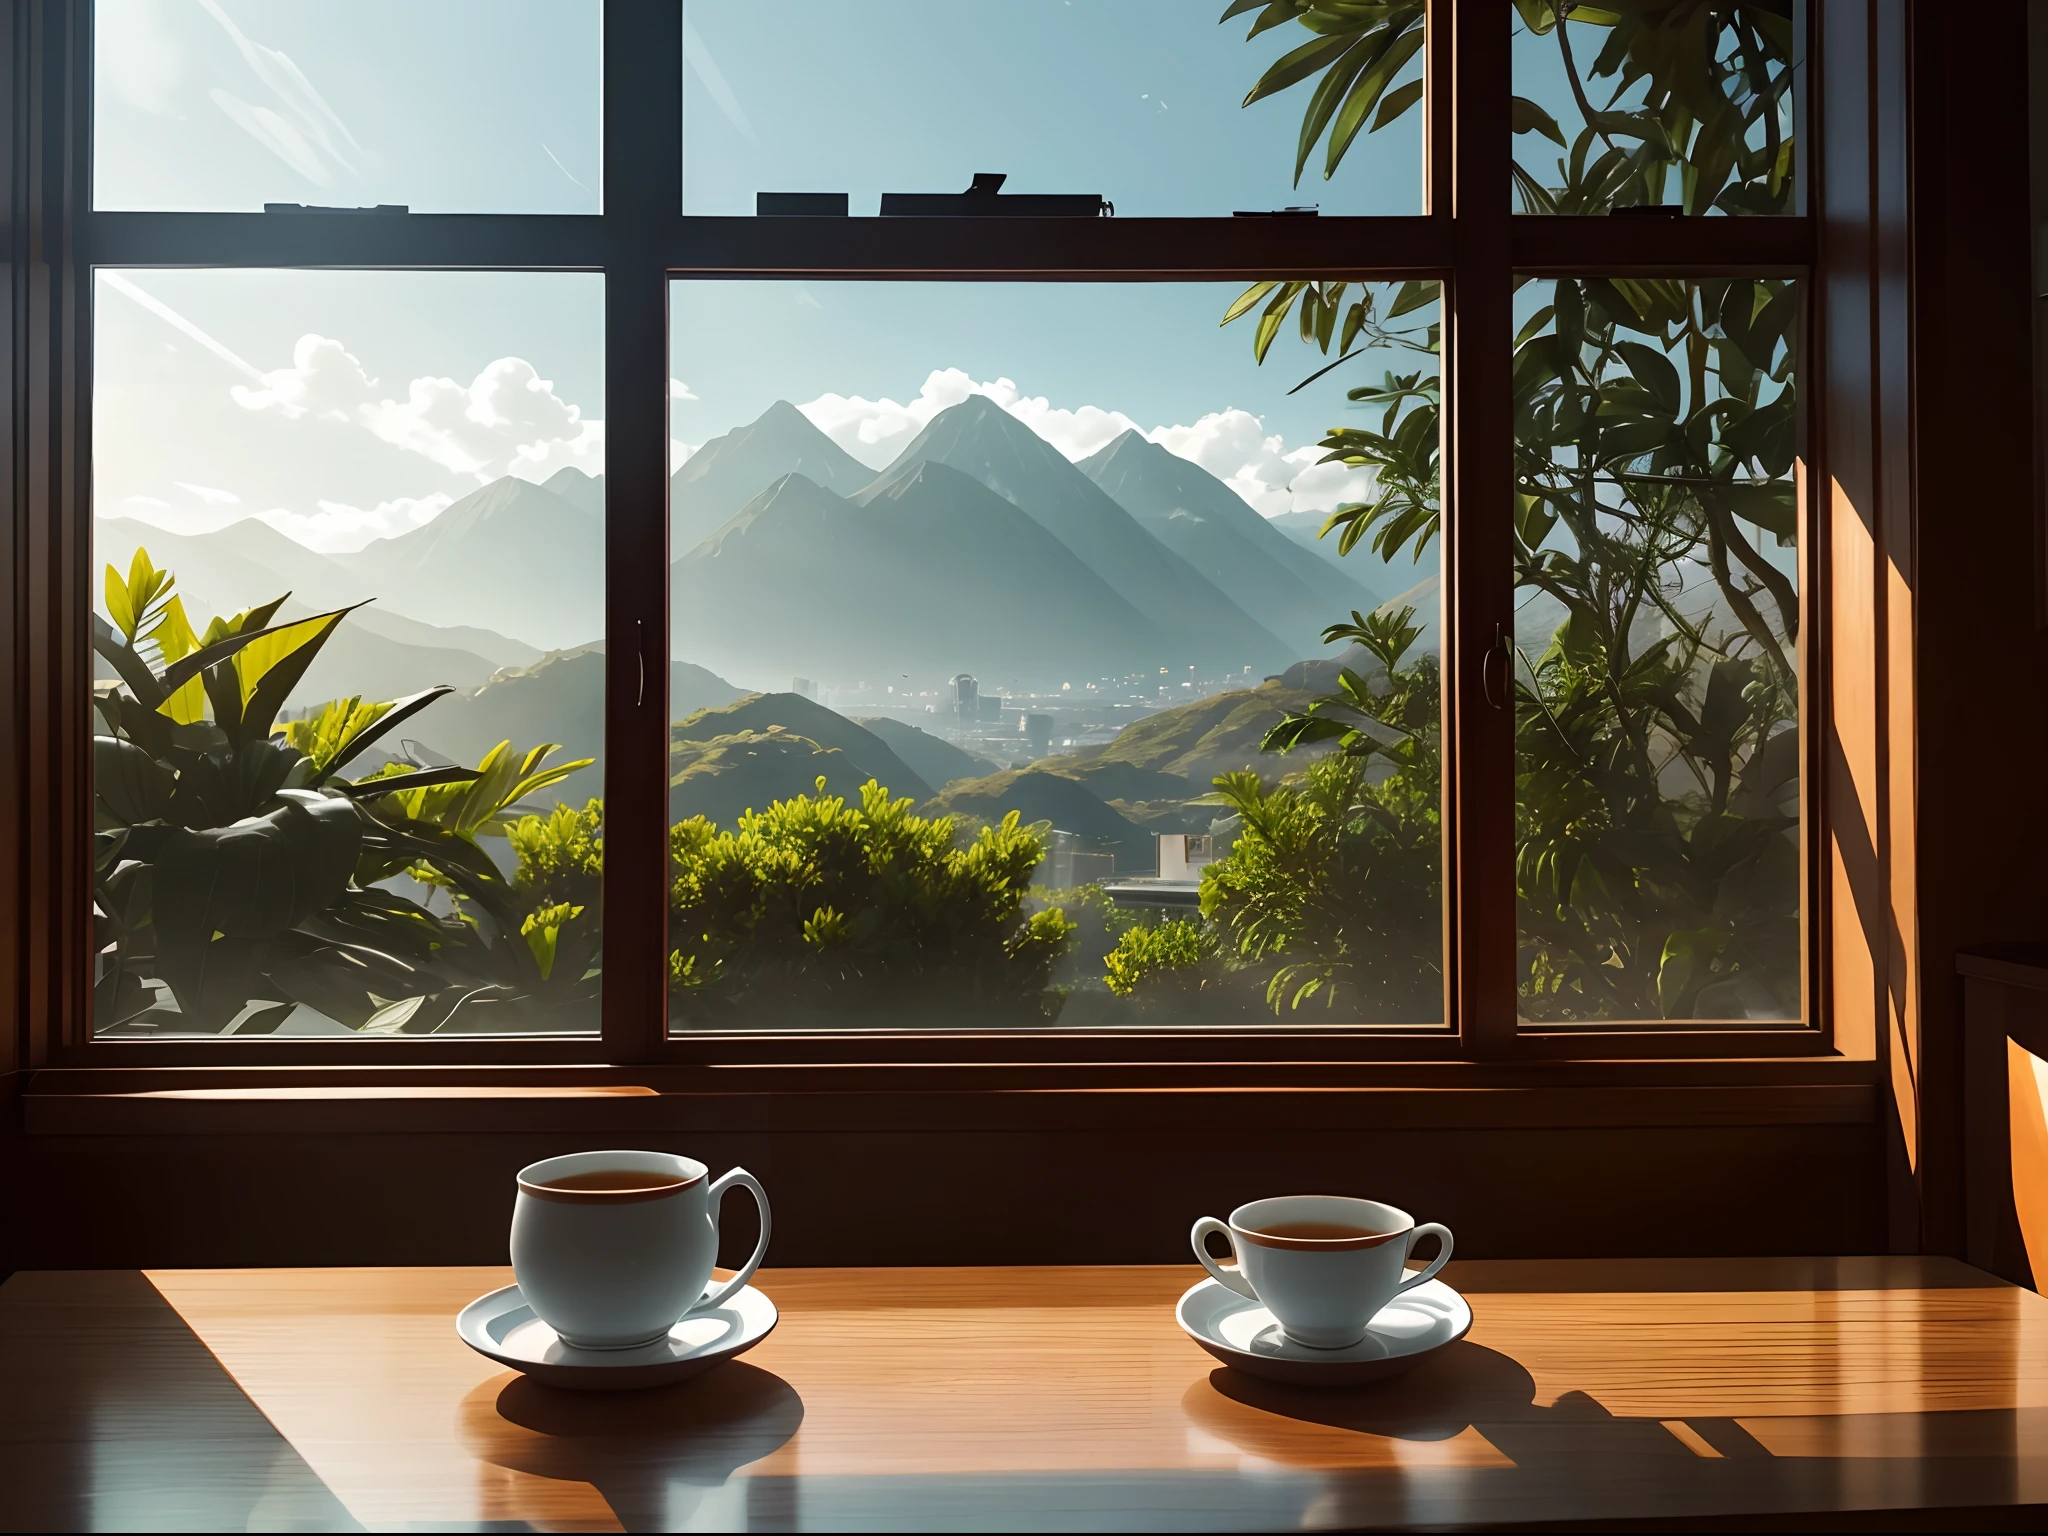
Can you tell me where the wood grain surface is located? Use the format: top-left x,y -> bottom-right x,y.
4,1258 -> 2047,1531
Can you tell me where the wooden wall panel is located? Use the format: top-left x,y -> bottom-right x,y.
1905,3 -> 2048,1255
20,1122 -> 1883,1271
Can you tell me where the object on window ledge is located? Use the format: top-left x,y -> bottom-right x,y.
1233,206 -> 1320,217
880,173 -> 1111,218
1608,204 -> 1687,217
757,193 -> 850,217
262,203 -> 409,215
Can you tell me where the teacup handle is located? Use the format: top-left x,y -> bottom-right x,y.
692,1167 -> 772,1314
1191,1217 -> 1258,1300
1395,1222 -> 1454,1296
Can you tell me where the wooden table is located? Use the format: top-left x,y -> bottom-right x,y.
3,1258 -> 2046,1531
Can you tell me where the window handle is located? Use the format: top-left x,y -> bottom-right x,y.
636,619 -> 645,709
1481,624 -> 1510,712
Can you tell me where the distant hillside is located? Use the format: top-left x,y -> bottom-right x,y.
672,399 -> 875,554
674,691 -> 935,801
924,768 -> 1149,866
1079,430 -> 1380,654
410,647 -> 742,790
883,396 -> 1292,675
339,476 -> 601,650
1057,679 -> 1329,787
852,716 -> 1002,789
671,467 -> 1173,687
670,729 -> 913,828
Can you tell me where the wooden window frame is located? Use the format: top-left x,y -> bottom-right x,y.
6,1 -> 1910,1088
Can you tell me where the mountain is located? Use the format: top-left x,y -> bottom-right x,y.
94,515 -> 361,620
881,396 -> 1293,674
923,768 -> 1148,865
673,692 -> 935,801
407,647 -> 743,791
339,476 -> 601,651
1055,678 -> 1330,787
670,729 -> 906,828
1078,430 -> 1381,652
852,716 -> 1003,789
672,399 -> 875,554
671,467 -> 1173,687
544,467 -> 606,517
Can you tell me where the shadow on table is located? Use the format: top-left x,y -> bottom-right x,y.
459,1360 -> 804,1529
1183,1342 -> 2041,1529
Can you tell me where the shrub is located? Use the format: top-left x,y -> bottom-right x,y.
1103,918 -> 1223,1002
668,778 -> 1072,1026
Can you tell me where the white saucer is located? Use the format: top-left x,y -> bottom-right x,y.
1177,1277 -> 1471,1387
457,1282 -> 778,1391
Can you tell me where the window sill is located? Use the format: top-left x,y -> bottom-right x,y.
21,1058 -> 1879,1136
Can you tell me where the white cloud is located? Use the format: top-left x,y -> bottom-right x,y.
670,378 -> 697,400
257,493 -> 454,554
1144,408 -> 1377,517
120,494 -> 171,513
231,333 -> 375,420
174,481 -> 241,507
233,336 -> 606,484
798,368 -> 1376,516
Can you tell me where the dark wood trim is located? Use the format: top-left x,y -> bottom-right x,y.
19,1079 -> 1876,1138
599,5 -> 679,1068
1444,0 -> 1516,1057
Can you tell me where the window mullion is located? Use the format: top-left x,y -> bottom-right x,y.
1444,0 -> 1518,1056
601,1 -> 683,1066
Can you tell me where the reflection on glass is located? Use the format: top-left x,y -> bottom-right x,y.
666,279 -> 1443,1031
91,270 -> 606,1037
1510,3 -> 1797,215
93,0 -> 601,212
1513,276 -> 1801,1022
682,0 -> 1424,216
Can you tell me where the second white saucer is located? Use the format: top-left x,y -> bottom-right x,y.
1177,1276 -> 1471,1387
457,1281 -> 777,1391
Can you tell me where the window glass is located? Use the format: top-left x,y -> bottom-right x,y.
1513,275 -> 1802,1023
666,277 -> 1444,1031
91,270 -> 606,1037
1510,2 -> 1798,215
93,0 -> 602,213
682,0 -> 1424,217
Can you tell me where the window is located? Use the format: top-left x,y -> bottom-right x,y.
58,2 -> 1823,1065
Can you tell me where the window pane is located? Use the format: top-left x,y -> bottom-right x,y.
1510,4 -> 1798,215
1514,276 -> 1802,1023
682,1 -> 1424,217
94,1 -> 601,212
667,278 -> 1444,1031
91,271 -> 606,1037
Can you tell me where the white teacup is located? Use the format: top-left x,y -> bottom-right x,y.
1191,1195 -> 1452,1350
510,1149 -> 771,1350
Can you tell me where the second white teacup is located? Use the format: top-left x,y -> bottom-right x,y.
510,1149 -> 771,1350
1191,1195 -> 1452,1350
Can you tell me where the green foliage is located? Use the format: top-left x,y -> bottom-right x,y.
1221,1 -> 1427,187
90,551 -> 597,1035
1104,918 -> 1223,1001
668,778 -> 1073,1025
1201,619 -> 1444,1018
1220,0 -> 1805,1023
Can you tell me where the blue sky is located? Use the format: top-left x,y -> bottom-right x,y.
91,2 -> 1432,560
